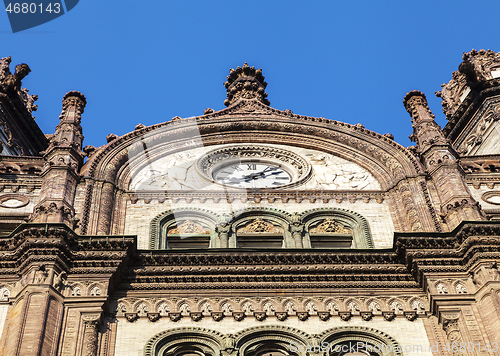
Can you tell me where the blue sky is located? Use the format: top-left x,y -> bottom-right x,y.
1,1 -> 499,149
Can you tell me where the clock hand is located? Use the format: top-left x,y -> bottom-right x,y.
242,167 -> 279,180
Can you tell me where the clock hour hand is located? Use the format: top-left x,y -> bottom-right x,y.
242,167 -> 279,180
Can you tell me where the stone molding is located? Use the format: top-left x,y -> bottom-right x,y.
112,295 -> 427,323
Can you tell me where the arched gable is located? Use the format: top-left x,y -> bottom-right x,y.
79,100 -> 431,236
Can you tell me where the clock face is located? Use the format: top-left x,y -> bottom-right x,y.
213,162 -> 292,188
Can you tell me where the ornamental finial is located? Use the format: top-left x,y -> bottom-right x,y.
223,63 -> 270,106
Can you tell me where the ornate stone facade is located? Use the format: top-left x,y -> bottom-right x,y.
1,52 -> 500,355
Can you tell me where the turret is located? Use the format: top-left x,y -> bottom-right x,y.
404,90 -> 484,229
31,91 -> 87,228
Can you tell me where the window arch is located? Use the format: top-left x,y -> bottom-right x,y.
301,208 -> 374,249
318,326 -> 403,356
144,328 -> 224,356
230,208 -> 292,249
149,208 -> 218,249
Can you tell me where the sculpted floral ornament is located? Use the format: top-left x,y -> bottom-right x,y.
411,300 -> 426,314
368,301 -> 382,313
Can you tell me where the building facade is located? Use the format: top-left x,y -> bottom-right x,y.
0,50 -> 499,355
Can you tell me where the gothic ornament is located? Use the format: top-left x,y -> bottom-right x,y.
224,63 -> 270,106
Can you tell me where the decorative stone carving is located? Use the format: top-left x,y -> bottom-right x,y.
137,303 -> 149,316
307,152 -> 377,190
284,301 -> 297,314
115,303 -> 127,315
169,313 -> 181,322
361,312 -> 373,321
201,302 -> 213,314
339,312 -> 352,321
390,301 -> 404,314
147,313 -> 160,322
263,302 -> 276,314
223,63 -> 270,106
383,312 -> 396,321
404,311 -> 418,321
309,218 -> 351,234
411,300 -> 426,314
221,302 -> 233,314
125,313 -> 138,322
233,312 -> 245,321
305,301 -> 318,314
275,312 -> 288,321
82,314 -> 100,356
318,312 -> 331,321
254,312 -> 267,321
346,301 -> 360,313
53,271 -> 66,291
297,312 -> 309,321
90,286 -> 101,296
238,219 -> 282,234
158,303 -> 169,316
326,301 -> 339,313
436,283 -> 448,294
222,335 -> 236,352
368,301 -> 382,313
168,220 -> 210,235
242,302 -> 254,314
211,312 -> 224,321
456,283 -> 467,294
442,316 -> 466,355
190,312 -> 202,321
0,287 -> 10,301
179,303 -> 191,315
34,265 -> 48,284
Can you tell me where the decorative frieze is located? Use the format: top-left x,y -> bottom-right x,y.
110,295 -> 427,323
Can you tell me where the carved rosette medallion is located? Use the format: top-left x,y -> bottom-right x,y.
196,145 -> 311,188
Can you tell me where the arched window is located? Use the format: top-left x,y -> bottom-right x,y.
302,208 -> 374,249
149,209 -> 218,249
235,218 -> 285,248
229,209 -> 292,248
144,328 -> 223,356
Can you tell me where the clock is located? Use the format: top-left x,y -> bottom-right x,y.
213,162 -> 292,188
196,145 -> 312,189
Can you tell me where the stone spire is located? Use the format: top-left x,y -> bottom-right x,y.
404,90 -> 484,230
31,91 -> 87,228
224,63 -> 270,106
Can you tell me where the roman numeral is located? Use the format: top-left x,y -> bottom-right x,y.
247,164 -> 257,170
